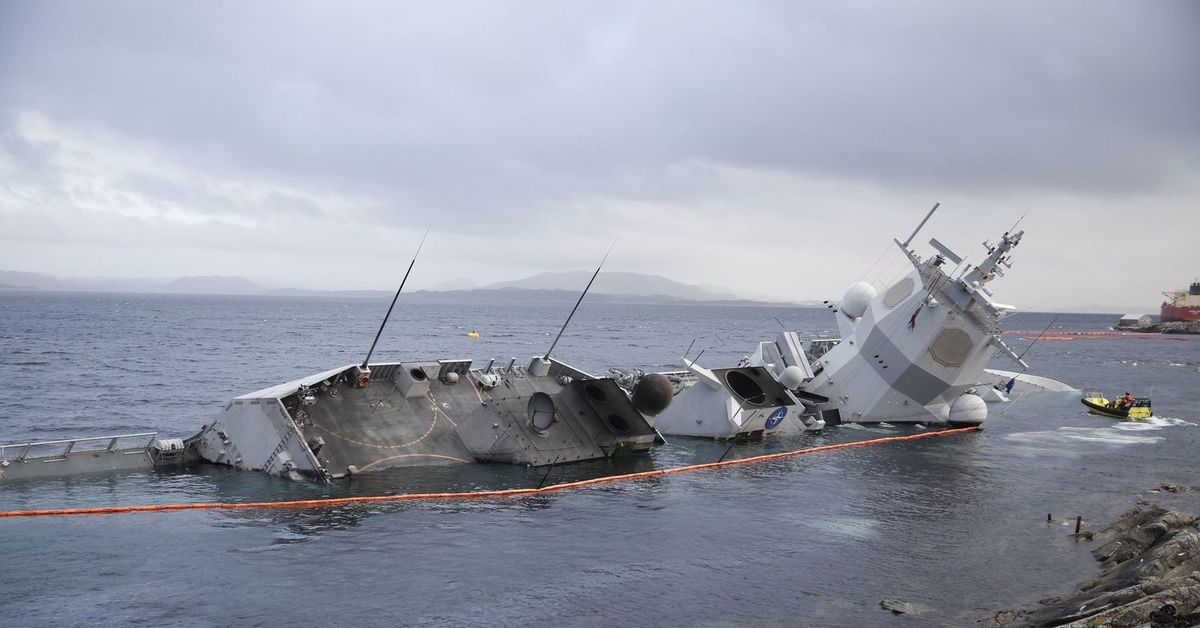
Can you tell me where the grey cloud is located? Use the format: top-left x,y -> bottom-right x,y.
0,0 -> 1197,308
118,172 -> 241,217
1,0 -> 1196,229
0,112 -> 64,189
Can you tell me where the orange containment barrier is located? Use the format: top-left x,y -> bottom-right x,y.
0,427 -> 980,519
1001,330 -> 1198,342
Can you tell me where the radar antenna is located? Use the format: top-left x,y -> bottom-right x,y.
361,226 -> 431,369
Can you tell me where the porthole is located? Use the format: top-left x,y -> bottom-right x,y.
584,383 -> 608,404
606,413 -> 631,434
527,393 -> 556,435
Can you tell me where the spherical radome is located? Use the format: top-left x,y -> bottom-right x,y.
948,393 -> 987,427
631,373 -> 674,417
779,365 -> 808,389
841,282 -> 878,319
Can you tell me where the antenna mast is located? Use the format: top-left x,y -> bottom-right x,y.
361,226 -> 430,369
902,202 -> 941,248
1015,316 -> 1058,364
894,202 -> 941,266
543,242 -> 615,361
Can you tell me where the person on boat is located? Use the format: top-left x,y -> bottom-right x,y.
1121,392 -> 1134,409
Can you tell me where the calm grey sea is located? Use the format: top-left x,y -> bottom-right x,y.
1,291 -> 1198,626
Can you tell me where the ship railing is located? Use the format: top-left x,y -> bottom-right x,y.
0,432 -> 158,463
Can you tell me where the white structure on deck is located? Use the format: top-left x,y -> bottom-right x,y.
653,332 -> 826,439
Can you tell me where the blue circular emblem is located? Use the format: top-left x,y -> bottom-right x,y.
765,407 -> 787,429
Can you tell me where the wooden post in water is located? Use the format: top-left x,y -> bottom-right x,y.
1075,516 -> 1083,535
1047,513 -> 1052,523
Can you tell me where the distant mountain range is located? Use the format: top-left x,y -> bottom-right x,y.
0,271 -> 171,293
1037,304 -> 1164,316
160,275 -> 263,294
0,270 -> 1156,313
486,271 -> 738,300
0,269 -> 802,306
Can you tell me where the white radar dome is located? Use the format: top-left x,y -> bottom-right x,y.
840,282 -> 877,319
948,393 -> 987,427
779,365 -> 808,390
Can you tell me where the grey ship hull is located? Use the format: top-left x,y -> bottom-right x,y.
0,433 -> 190,483
1,356 -> 671,485
194,358 -> 665,482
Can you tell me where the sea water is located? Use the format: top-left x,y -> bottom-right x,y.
1,292 -> 1197,626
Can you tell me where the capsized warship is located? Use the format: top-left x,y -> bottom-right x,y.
0,357 -> 679,484
1,249 -> 687,484
190,353 -> 677,482
652,204 -> 1076,440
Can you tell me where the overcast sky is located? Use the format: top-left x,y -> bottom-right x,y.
1,1 -> 1197,309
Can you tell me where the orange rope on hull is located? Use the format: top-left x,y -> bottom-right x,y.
0,427 -> 980,519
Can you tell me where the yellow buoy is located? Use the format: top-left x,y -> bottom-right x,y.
467,331 -> 480,338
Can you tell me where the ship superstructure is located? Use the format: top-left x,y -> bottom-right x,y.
799,220 -> 1025,426
1161,280 -> 1200,323
655,205 -> 1072,439
647,337 -> 826,439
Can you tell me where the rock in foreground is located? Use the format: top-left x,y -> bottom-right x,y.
1005,504 -> 1200,627
880,599 -> 929,615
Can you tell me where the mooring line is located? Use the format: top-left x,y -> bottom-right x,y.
0,427 -> 979,518
309,409 -> 441,450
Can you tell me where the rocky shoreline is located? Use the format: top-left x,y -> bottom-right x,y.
988,503 -> 1200,627
1115,321 -> 1200,335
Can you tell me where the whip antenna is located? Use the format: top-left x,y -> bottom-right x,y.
362,226 -> 430,369
1006,210 -> 1030,235
543,241 -> 615,360
1016,315 -> 1058,363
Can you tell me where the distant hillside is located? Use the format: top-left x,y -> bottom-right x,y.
1047,304 -> 1162,315
2,268 -> 1161,312
160,276 -> 262,295
270,286 -> 794,306
426,278 -> 478,291
484,271 -> 737,301
0,268 -> 747,299
394,286 -> 795,306
0,269 -> 789,305
0,270 -> 78,291
0,270 -> 168,292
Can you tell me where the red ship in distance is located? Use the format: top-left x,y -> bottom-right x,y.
1161,280 -> 1200,323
